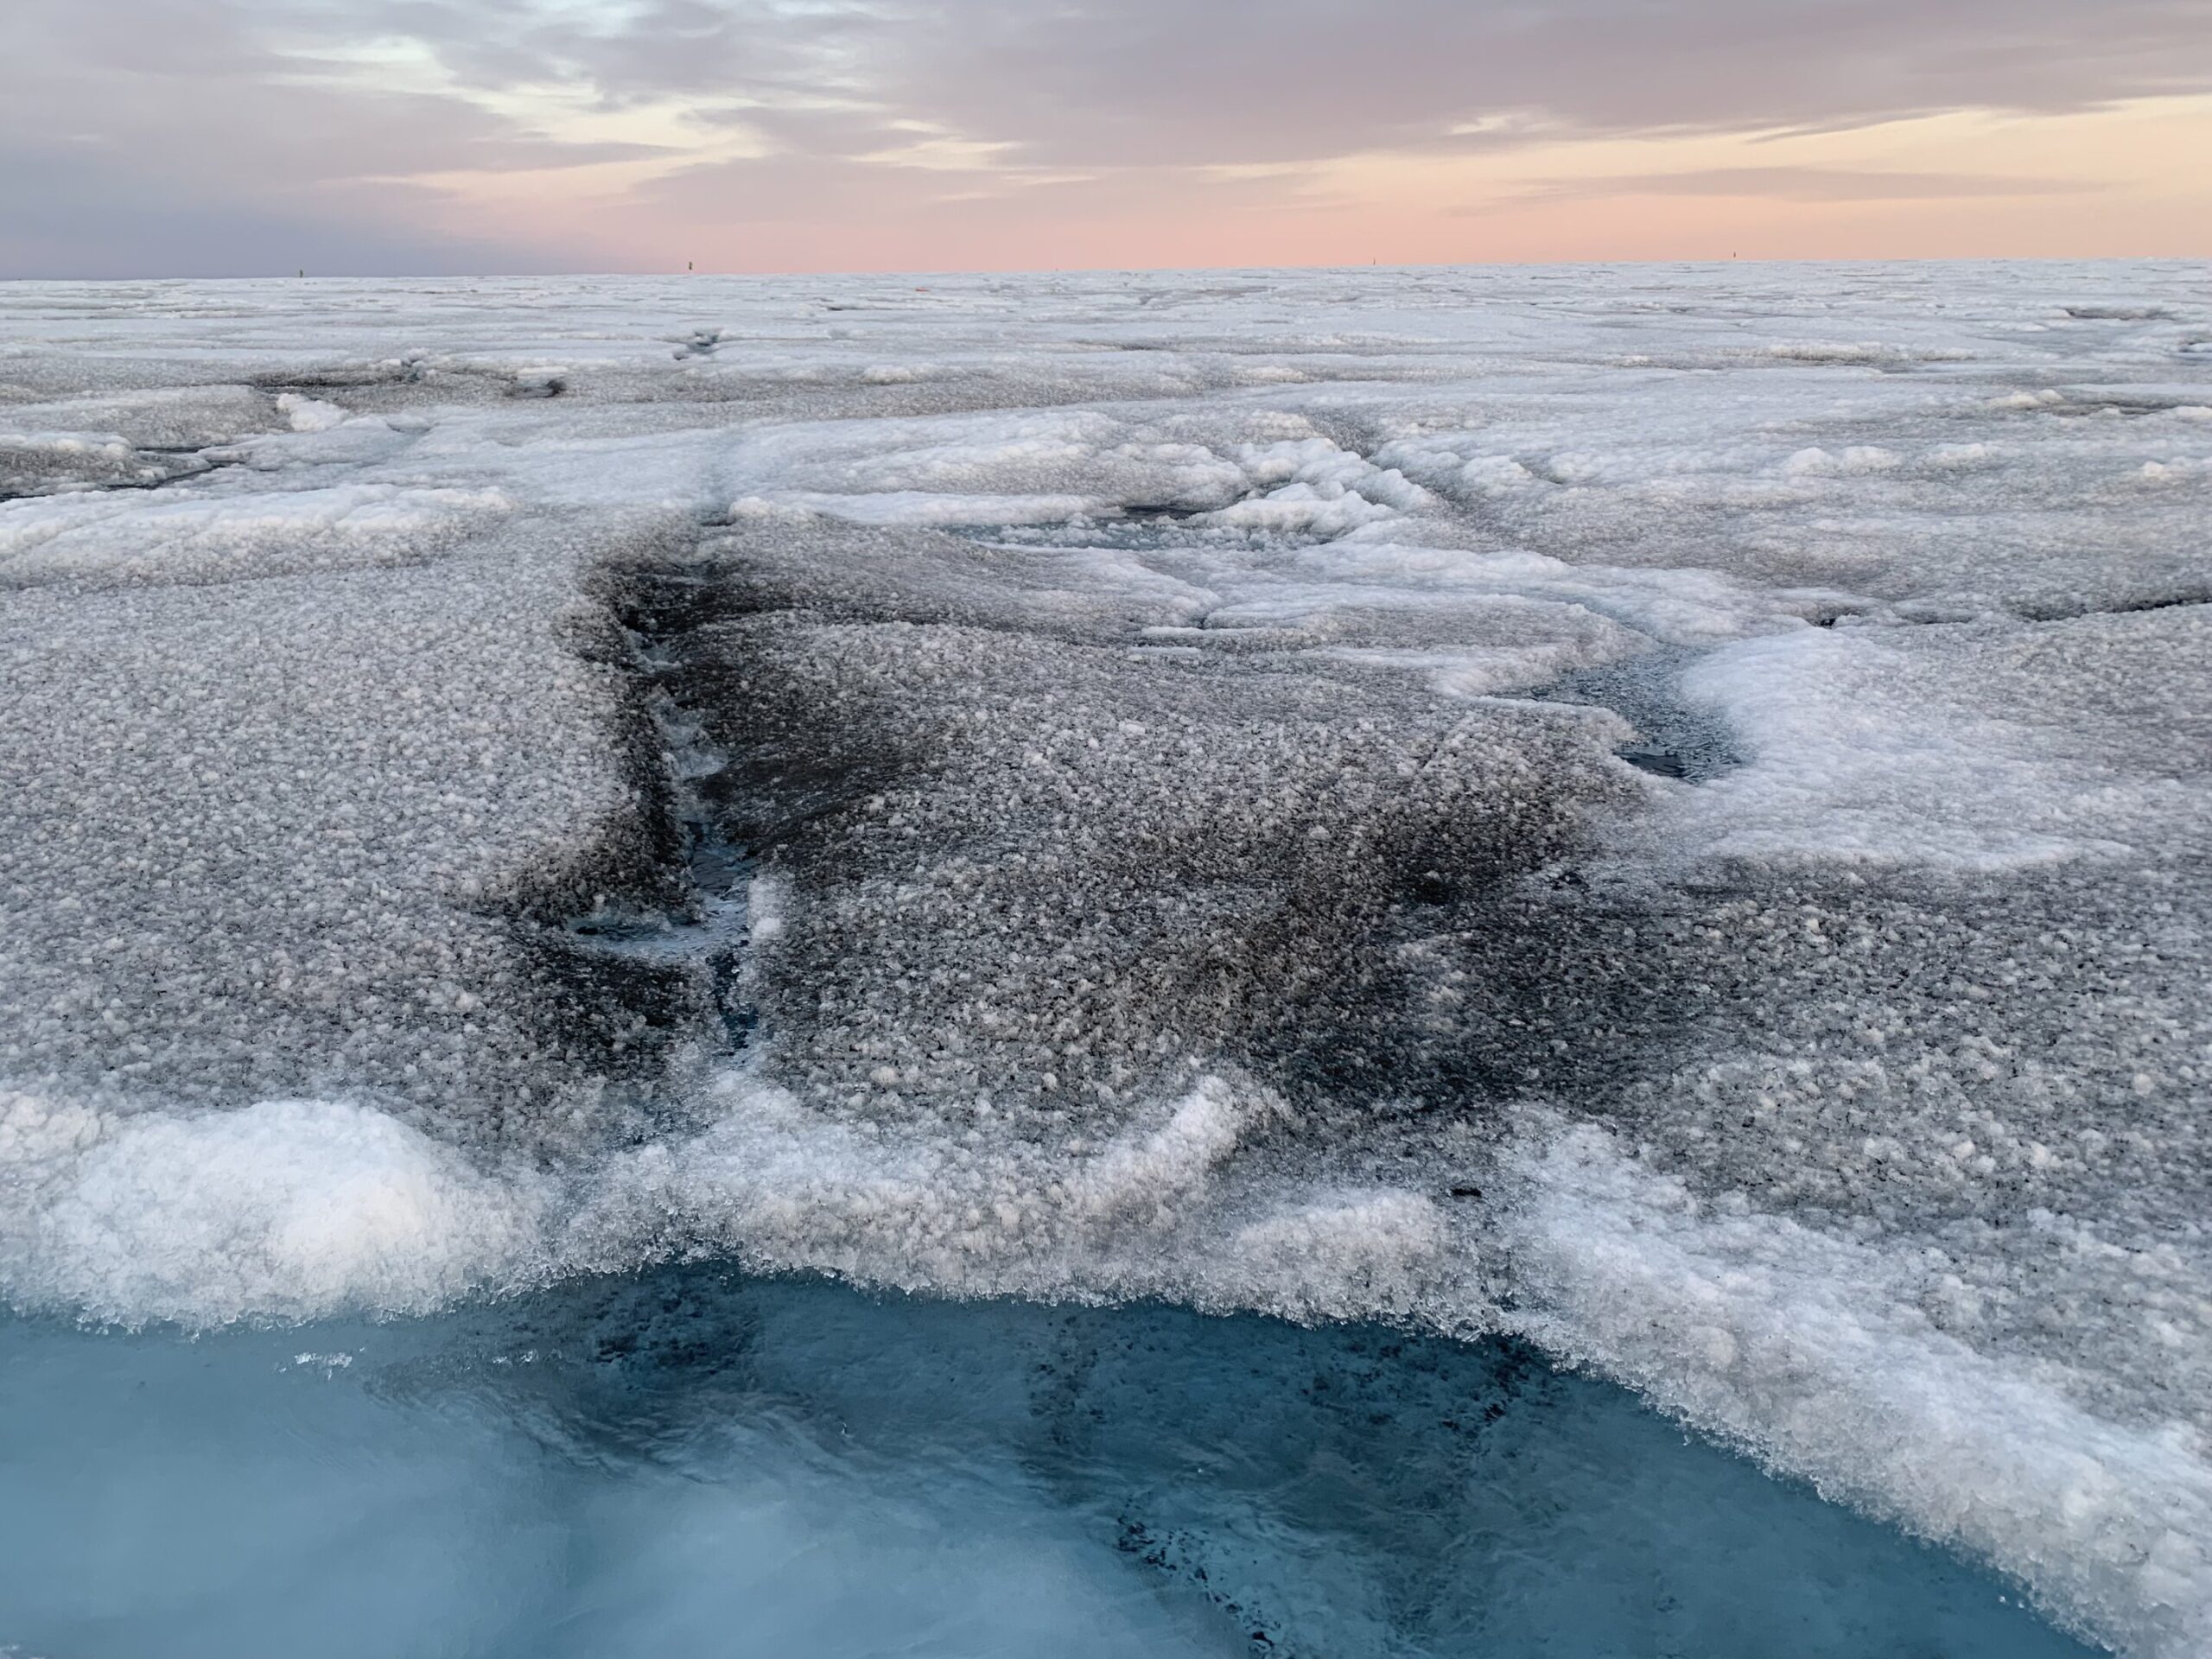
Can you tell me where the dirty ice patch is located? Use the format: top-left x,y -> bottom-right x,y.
0,385 -> 276,450
0,481 -> 515,589
0,432 -> 206,497
1503,1120 -> 2212,1659
0,1092 -> 550,1327
1761,340 -> 1967,366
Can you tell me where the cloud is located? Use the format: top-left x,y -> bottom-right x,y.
328,0 -> 2212,169
3,0 -> 2207,273
627,144 -> 1327,237
664,0 -> 2212,168
0,0 -> 677,275
0,147 -> 562,279
1498,166 -> 2100,207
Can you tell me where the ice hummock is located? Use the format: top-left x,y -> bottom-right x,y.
1,263 -> 2207,1655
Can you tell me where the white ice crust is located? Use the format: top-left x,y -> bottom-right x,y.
1509,1121 -> 2212,1657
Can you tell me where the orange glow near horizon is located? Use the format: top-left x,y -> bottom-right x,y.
411,96 -> 2212,276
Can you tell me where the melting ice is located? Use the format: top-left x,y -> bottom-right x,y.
1,263 -> 2208,1655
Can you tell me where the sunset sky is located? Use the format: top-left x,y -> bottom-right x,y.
5,0 -> 2211,277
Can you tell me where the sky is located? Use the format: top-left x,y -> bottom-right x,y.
4,0 -> 2212,277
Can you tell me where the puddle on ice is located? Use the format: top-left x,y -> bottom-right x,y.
1523,647 -> 1741,784
0,1269 -> 2093,1659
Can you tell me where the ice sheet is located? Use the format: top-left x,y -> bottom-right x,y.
0,262 -> 2205,1654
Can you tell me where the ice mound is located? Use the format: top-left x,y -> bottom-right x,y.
567,1071 -> 1474,1327
1509,1122 -> 2212,1656
0,384 -> 279,449
1762,340 -> 1961,365
0,544 -> 671,1123
0,481 -> 515,589
0,431 -> 213,498
0,264 -> 2204,1656
1661,606 -> 2212,868
0,379 -> 285,505
729,408 -> 1251,516
0,1091 -> 549,1325
721,410 -> 1452,540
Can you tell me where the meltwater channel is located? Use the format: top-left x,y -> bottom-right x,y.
3,1268 -> 2093,1659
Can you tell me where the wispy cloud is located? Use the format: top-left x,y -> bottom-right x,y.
1490,166 -> 2099,207
2,0 -> 2208,273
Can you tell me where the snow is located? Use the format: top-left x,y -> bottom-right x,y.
0,261 -> 2205,1656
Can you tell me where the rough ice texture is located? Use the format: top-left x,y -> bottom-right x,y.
0,264 -> 2206,1655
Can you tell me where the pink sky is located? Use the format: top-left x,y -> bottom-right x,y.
5,0 -> 2211,276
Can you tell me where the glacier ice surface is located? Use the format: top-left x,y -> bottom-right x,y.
1,263 -> 2207,1655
